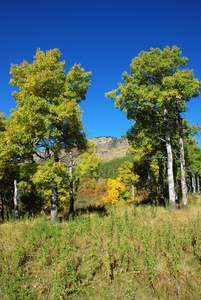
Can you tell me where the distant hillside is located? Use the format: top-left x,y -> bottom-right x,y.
33,136 -> 129,165
90,136 -> 129,162
99,153 -> 133,179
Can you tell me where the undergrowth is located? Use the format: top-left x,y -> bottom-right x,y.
0,198 -> 201,299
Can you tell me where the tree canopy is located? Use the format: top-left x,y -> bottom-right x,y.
106,46 -> 201,208
1,48 -> 92,221
8,48 -> 91,160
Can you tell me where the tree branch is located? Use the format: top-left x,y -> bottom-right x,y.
34,151 -> 47,160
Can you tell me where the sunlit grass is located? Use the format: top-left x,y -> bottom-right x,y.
0,197 -> 201,299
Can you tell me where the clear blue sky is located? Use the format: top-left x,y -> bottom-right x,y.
1,0 -> 201,143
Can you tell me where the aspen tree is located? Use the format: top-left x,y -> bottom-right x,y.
8,48 -> 91,221
106,46 -> 200,209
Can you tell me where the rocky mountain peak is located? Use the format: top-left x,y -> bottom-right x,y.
90,136 -> 129,162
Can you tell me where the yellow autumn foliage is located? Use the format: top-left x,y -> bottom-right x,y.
32,159 -> 70,211
101,178 -> 125,205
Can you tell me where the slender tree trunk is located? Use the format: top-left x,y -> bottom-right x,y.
10,183 -> 14,219
197,176 -> 200,194
131,180 -> 135,203
1,198 -> 4,221
188,175 -> 192,193
147,165 -> 153,201
159,159 -> 164,205
174,178 -> 178,203
69,151 -> 74,213
192,175 -> 196,194
176,110 -> 188,207
6,199 -> 9,220
13,179 -> 19,219
164,109 -> 176,209
51,182 -> 58,222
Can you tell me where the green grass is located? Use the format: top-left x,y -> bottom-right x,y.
0,198 -> 201,299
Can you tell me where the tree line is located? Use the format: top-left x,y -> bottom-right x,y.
0,46 -> 201,222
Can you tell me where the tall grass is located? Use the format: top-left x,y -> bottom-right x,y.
0,198 -> 201,299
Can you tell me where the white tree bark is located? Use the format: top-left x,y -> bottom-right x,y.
192,175 -> 196,194
131,181 -> 135,203
179,134 -> 188,207
51,182 -> 58,222
197,176 -> 200,194
164,109 -> 176,209
13,179 -> 19,219
177,110 -> 188,207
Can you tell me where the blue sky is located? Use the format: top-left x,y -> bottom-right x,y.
1,0 -> 201,143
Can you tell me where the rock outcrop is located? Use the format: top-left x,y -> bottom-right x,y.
33,136 -> 129,164
90,136 -> 129,162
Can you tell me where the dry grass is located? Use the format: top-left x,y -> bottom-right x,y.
0,196 -> 201,299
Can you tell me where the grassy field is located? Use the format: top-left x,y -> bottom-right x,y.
0,197 -> 201,299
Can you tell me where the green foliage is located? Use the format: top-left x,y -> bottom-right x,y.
17,164 -> 44,216
75,142 -> 102,184
32,159 -> 70,211
106,46 -> 200,120
0,161 -> 19,221
118,161 -> 139,186
0,48 -> 92,220
19,190 -> 44,217
106,46 -> 201,207
33,159 -> 68,187
99,153 -> 133,178
8,48 -> 91,158
186,138 -> 201,174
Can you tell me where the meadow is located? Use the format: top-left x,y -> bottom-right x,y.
0,197 -> 201,299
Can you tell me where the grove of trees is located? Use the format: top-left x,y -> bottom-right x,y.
106,46 -> 201,209
0,46 -> 201,222
0,48 -> 92,222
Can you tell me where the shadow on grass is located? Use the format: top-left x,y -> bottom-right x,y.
64,204 -> 108,221
62,204 -> 108,222
76,204 -> 108,215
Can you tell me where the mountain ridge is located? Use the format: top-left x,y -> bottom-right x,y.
90,136 -> 129,162
33,136 -> 129,164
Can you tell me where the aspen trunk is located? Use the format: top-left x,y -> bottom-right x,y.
164,109 -> 176,209
147,166 -> 153,201
177,112 -> 188,207
13,179 -> 19,219
69,151 -> 74,213
192,175 -> 196,194
175,178 -> 178,203
131,181 -> 135,203
51,182 -> 58,222
159,159 -> 164,204
197,176 -> 200,194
